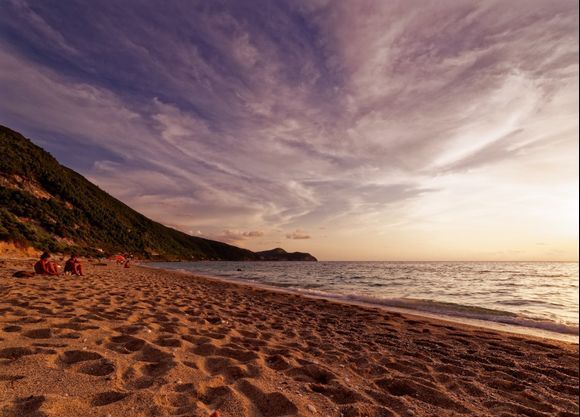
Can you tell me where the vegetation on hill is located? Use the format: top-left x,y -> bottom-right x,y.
256,248 -> 317,261
0,125 -> 260,260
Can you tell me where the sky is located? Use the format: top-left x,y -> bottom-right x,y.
0,0 -> 578,261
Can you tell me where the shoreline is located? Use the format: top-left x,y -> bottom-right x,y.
145,264 -> 580,344
1,259 -> 578,416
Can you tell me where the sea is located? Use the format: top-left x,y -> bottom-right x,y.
149,261 -> 579,342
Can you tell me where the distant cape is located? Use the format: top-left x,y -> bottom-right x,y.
256,248 -> 317,262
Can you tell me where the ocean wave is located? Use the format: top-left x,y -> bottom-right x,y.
285,289 -> 580,336
496,299 -> 565,307
147,262 -> 579,338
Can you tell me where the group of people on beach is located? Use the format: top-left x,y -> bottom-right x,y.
114,254 -> 132,268
34,252 -> 83,276
32,252 -> 133,276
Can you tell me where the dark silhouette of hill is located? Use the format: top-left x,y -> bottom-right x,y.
0,125 -> 264,260
256,248 -> 317,261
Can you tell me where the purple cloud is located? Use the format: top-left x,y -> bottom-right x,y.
0,0 -> 577,259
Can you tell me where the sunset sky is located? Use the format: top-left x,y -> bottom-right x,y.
0,0 -> 578,261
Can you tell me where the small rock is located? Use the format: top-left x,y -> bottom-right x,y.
12,270 -> 35,278
207,316 -> 222,324
307,404 -> 317,413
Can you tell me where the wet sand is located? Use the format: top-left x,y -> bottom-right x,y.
0,259 -> 578,417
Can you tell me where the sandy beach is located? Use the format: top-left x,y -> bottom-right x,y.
0,259 -> 578,417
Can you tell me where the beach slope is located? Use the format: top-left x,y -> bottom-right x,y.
0,260 -> 578,417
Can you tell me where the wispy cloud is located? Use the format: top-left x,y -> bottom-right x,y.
286,230 -> 311,240
0,0 -> 577,260
216,229 -> 265,244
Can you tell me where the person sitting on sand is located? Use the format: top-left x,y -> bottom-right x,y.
34,252 -> 60,276
64,254 -> 84,276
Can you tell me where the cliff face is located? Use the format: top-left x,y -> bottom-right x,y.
256,248 -> 318,262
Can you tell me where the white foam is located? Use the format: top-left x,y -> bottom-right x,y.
145,263 -> 579,343
283,288 -> 578,333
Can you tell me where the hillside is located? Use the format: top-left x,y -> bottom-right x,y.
0,125 -> 265,260
256,248 -> 317,261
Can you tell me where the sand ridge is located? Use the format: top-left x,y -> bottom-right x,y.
0,259 -> 578,417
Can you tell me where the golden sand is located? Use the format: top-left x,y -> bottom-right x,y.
0,259 -> 578,416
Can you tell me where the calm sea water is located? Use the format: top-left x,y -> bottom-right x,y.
150,261 -> 579,339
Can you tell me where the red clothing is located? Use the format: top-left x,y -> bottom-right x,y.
64,258 -> 82,275
34,259 -> 57,275
64,259 -> 75,273
34,260 -> 46,274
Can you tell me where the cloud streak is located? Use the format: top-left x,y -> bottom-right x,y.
286,231 -> 311,240
0,0 -> 577,260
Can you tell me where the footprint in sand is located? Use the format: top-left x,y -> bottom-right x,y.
121,343 -> 176,390
78,358 -> 116,377
54,321 -> 99,331
154,335 -> 182,347
2,325 -> 22,332
90,391 -> 129,406
0,347 -> 36,361
121,367 -> 155,390
286,363 -> 337,385
2,395 -> 45,416
375,377 -> 468,412
22,328 -> 52,339
113,324 -> 145,335
55,349 -> 116,379
58,350 -> 102,365
204,356 -> 254,383
155,384 -> 203,416
106,335 -> 146,354
237,379 -> 298,417
310,383 -> 365,405
265,354 -> 292,371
